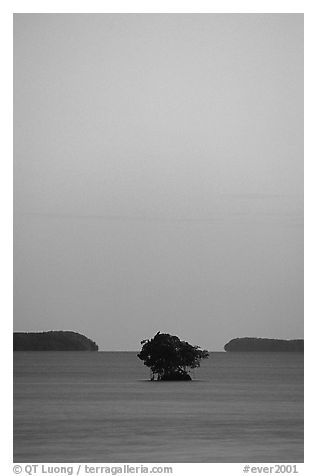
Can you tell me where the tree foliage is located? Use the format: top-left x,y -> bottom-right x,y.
137,332 -> 209,380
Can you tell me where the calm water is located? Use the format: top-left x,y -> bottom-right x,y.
14,351 -> 303,462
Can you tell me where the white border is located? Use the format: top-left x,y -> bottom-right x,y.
9,1 -> 307,14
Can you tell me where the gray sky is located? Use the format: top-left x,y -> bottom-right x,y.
14,14 -> 303,351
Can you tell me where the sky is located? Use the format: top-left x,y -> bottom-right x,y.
14,14 -> 303,351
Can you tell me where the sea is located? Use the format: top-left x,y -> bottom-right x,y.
13,351 -> 303,463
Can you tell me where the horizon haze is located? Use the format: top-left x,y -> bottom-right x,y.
14,14 -> 303,351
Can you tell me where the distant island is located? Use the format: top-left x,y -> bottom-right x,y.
224,337 -> 304,352
13,331 -> 99,351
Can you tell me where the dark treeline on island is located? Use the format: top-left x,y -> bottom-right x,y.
224,337 -> 304,352
13,331 -> 99,351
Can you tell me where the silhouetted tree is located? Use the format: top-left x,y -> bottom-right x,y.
137,332 -> 209,380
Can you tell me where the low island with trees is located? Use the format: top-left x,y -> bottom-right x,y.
13,331 -> 99,351
224,337 -> 304,352
138,331 -> 209,381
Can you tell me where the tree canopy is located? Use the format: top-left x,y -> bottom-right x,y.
137,332 -> 209,380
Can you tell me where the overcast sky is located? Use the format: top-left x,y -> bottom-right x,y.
14,14 -> 303,350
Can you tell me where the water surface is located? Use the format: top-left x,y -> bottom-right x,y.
14,351 -> 303,462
